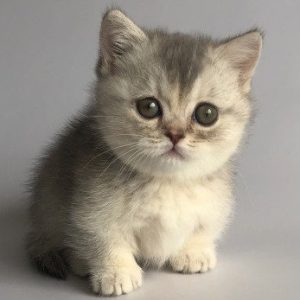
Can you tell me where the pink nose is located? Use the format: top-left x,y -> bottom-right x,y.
165,131 -> 185,145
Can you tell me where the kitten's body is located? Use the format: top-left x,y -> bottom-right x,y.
27,9 -> 262,296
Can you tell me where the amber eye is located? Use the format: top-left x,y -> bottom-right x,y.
136,97 -> 162,119
194,102 -> 218,126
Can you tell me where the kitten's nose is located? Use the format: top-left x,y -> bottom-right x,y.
165,131 -> 185,145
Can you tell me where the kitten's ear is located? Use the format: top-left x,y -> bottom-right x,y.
217,30 -> 263,92
97,9 -> 147,75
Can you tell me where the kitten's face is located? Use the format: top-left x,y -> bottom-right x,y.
95,10 -> 261,179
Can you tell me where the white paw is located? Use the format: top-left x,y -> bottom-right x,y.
91,265 -> 143,296
169,248 -> 217,273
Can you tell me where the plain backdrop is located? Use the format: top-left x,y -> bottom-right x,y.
0,1 -> 299,299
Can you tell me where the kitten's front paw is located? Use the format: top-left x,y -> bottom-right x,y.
91,264 -> 143,296
169,247 -> 217,274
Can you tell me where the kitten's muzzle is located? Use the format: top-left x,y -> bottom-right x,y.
165,130 -> 185,146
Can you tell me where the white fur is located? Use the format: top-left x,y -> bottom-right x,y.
70,170 -> 232,295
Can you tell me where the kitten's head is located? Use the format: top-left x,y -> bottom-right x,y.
94,9 -> 262,179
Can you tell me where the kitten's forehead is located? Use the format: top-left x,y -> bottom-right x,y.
143,32 -> 243,113
150,31 -> 211,98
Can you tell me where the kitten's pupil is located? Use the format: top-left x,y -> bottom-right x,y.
206,109 -> 212,117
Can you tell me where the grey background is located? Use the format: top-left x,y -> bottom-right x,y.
0,0 -> 299,299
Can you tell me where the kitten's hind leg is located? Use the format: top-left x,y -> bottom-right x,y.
27,231 -> 68,279
63,249 -> 89,277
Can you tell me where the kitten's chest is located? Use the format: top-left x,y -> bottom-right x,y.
130,180 -> 215,259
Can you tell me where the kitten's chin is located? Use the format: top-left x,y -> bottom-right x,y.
129,156 -> 214,180
110,140 -> 239,180
127,144 -> 237,179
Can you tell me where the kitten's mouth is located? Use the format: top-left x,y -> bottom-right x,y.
163,147 -> 184,160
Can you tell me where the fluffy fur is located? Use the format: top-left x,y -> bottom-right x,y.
27,9 -> 262,296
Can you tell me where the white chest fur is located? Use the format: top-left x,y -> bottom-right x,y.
128,177 -> 231,261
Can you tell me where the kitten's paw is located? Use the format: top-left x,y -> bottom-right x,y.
169,247 -> 217,274
91,265 -> 143,296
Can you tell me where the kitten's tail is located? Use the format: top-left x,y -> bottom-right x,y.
27,233 -> 68,279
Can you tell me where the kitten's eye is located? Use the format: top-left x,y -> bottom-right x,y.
136,97 -> 162,119
194,102 -> 218,126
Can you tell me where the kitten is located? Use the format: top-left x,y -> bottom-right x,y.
27,9 -> 262,296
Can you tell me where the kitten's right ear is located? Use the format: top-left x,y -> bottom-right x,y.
216,30 -> 263,93
97,9 -> 147,76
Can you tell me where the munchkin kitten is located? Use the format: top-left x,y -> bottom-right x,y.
27,9 -> 262,296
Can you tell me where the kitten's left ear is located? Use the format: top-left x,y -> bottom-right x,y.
97,9 -> 147,75
217,30 -> 263,92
